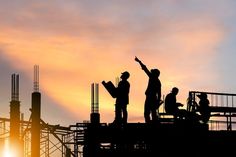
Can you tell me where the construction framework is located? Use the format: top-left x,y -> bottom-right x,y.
1,67 -> 236,157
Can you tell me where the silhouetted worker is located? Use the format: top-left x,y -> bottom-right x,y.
165,87 -> 186,120
115,71 -> 130,124
197,93 -> 210,124
135,56 -> 162,123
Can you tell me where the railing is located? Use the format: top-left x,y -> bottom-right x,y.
188,91 -> 236,131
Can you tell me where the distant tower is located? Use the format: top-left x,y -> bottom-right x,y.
90,83 -> 100,124
31,65 -> 41,157
10,74 -> 21,154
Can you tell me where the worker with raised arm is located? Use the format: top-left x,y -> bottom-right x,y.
135,56 -> 162,123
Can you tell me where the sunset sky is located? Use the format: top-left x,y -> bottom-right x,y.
1,0 -> 236,126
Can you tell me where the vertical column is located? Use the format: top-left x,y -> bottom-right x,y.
10,73 -> 21,156
95,83 -> 99,113
90,83 -> 100,124
31,65 -> 41,157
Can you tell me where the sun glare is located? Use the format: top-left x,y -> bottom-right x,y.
2,139 -> 16,157
3,150 -> 14,157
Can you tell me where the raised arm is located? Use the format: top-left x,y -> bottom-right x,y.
135,56 -> 151,76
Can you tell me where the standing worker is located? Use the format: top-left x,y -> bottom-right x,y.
135,56 -> 162,123
102,71 -> 130,125
115,71 -> 130,124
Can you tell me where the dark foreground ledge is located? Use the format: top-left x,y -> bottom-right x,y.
82,121 -> 236,157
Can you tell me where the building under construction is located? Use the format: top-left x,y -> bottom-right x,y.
1,66 -> 236,157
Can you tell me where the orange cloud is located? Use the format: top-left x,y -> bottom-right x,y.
0,9 -> 226,123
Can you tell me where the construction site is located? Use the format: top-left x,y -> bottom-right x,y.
1,65 -> 236,157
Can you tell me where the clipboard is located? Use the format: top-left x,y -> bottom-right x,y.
102,81 -> 117,98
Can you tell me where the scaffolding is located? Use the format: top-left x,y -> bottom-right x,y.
0,117 -> 78,157
188,91 -> 236,130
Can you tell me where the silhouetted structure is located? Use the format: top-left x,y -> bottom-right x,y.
2,66 -> 78,157
3,65 -> 236,157
81,90 -> 236,157
90,83 -> 100,124
135,56 -> 161,123
10,73 -> 23,156
31,65 -> 41,157
83,122 -> 210,157
188,91 -> 236,130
